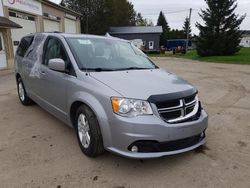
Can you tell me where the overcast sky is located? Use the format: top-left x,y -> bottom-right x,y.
52,0 -> 249,34
129,0 -> 249,34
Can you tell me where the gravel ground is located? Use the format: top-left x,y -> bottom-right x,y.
0,58 -> 250,188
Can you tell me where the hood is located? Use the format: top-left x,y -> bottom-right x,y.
90,69 -> 196,100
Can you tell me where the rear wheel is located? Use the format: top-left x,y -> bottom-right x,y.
75,105 -> 104,157
17,77 -> 33,106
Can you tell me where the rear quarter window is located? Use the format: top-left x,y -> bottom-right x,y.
16,36 -> 34,57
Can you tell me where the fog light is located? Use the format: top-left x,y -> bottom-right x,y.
131,145 -> 138,152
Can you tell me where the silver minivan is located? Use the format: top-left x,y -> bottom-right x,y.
15,33 -> 208,159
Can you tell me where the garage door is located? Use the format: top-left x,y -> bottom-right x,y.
44,19 -> 60,32
0,32 -> 7,69
9,12 -> 36,53
65,18 -> 77,33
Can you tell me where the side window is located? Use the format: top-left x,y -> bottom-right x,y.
43,38 -> 68,66
16,36 -> 34,57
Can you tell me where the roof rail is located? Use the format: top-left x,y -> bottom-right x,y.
45,31 -> 63,33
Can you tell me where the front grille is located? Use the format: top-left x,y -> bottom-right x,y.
185,95 -> 196,104
156,100 -> 180,109
186,106 -> 194,114
161,110 -> 182,120
156,94 -> 200,123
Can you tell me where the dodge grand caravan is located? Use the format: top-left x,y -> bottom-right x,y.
15,33 -> 208,159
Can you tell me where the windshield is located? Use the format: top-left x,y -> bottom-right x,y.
67,37 -> 157,71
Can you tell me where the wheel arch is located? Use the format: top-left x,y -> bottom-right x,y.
69,99 -> 108,127
70,101 -> 86,128
15,73 -> 21,82
68,94 -> 112,148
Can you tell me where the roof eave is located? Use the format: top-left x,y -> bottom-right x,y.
0,16 -> 22,29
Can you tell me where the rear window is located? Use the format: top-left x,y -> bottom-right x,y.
16,36 -> 34,57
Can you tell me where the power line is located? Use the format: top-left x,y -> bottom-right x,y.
142,9 -> 190,16
142,9 -> 199,16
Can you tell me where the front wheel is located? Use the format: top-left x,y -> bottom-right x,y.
75,105 -> 105,157
17,77 -> 33,106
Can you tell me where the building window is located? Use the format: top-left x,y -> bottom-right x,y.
142,41 -> 146,46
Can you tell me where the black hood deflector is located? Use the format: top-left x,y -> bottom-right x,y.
147,88 -> 197,103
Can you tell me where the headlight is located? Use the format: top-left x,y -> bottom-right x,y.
111,97 -> 153,117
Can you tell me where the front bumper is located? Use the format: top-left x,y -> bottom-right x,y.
106,110 -> 208,159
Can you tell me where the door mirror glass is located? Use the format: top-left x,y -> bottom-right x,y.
48,58 -> 66,72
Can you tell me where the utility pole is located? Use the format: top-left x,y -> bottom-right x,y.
186,8 -> 192,52
86,14 -> 89,34
86,0 -> 89,34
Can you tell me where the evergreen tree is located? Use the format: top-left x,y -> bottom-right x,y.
136,13 -> 154,26
183,17 -> 192,39
168,29 -> 185,39
105,0 -> 137,27
60,0 -> 66,7
196,0 -> 245,56
157,11 -> 170,46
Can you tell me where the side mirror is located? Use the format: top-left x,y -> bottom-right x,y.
48,58 -> 66,72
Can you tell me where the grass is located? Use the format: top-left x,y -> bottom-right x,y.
149,48 -> 250,65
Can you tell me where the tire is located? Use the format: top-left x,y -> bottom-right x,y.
75,105 -> 105,157
17,77 -> 33,106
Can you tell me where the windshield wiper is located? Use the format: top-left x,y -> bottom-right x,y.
80,67 -> 156,72
116,67 -> 154,71
80,68 -> 115,72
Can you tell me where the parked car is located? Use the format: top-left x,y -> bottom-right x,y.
166,39 -> 192,51
15,33 -> 208,159
173,46 -> 186,54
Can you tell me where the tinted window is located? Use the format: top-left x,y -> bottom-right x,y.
16,36 -> 34,57
44,38 -> 68,66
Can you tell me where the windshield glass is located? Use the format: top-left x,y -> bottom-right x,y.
67,37 -> 157,71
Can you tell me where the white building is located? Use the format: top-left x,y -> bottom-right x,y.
0,0 -> 81,70
0,0 -> 22,69
240,30 -> 250,48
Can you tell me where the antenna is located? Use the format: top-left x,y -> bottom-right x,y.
186,8 -> 192,51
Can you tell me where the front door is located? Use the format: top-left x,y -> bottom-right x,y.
0,32 -> 7,69
149,41 -> 154,50
35,37 -> 69,122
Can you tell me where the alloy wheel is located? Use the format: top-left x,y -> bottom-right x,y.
77,113 -> 91,149
18,82 -> 25,102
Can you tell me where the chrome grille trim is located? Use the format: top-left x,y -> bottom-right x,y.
158,100 -> 183,112
158,95 -> 199,123
185,97 -> 197,106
